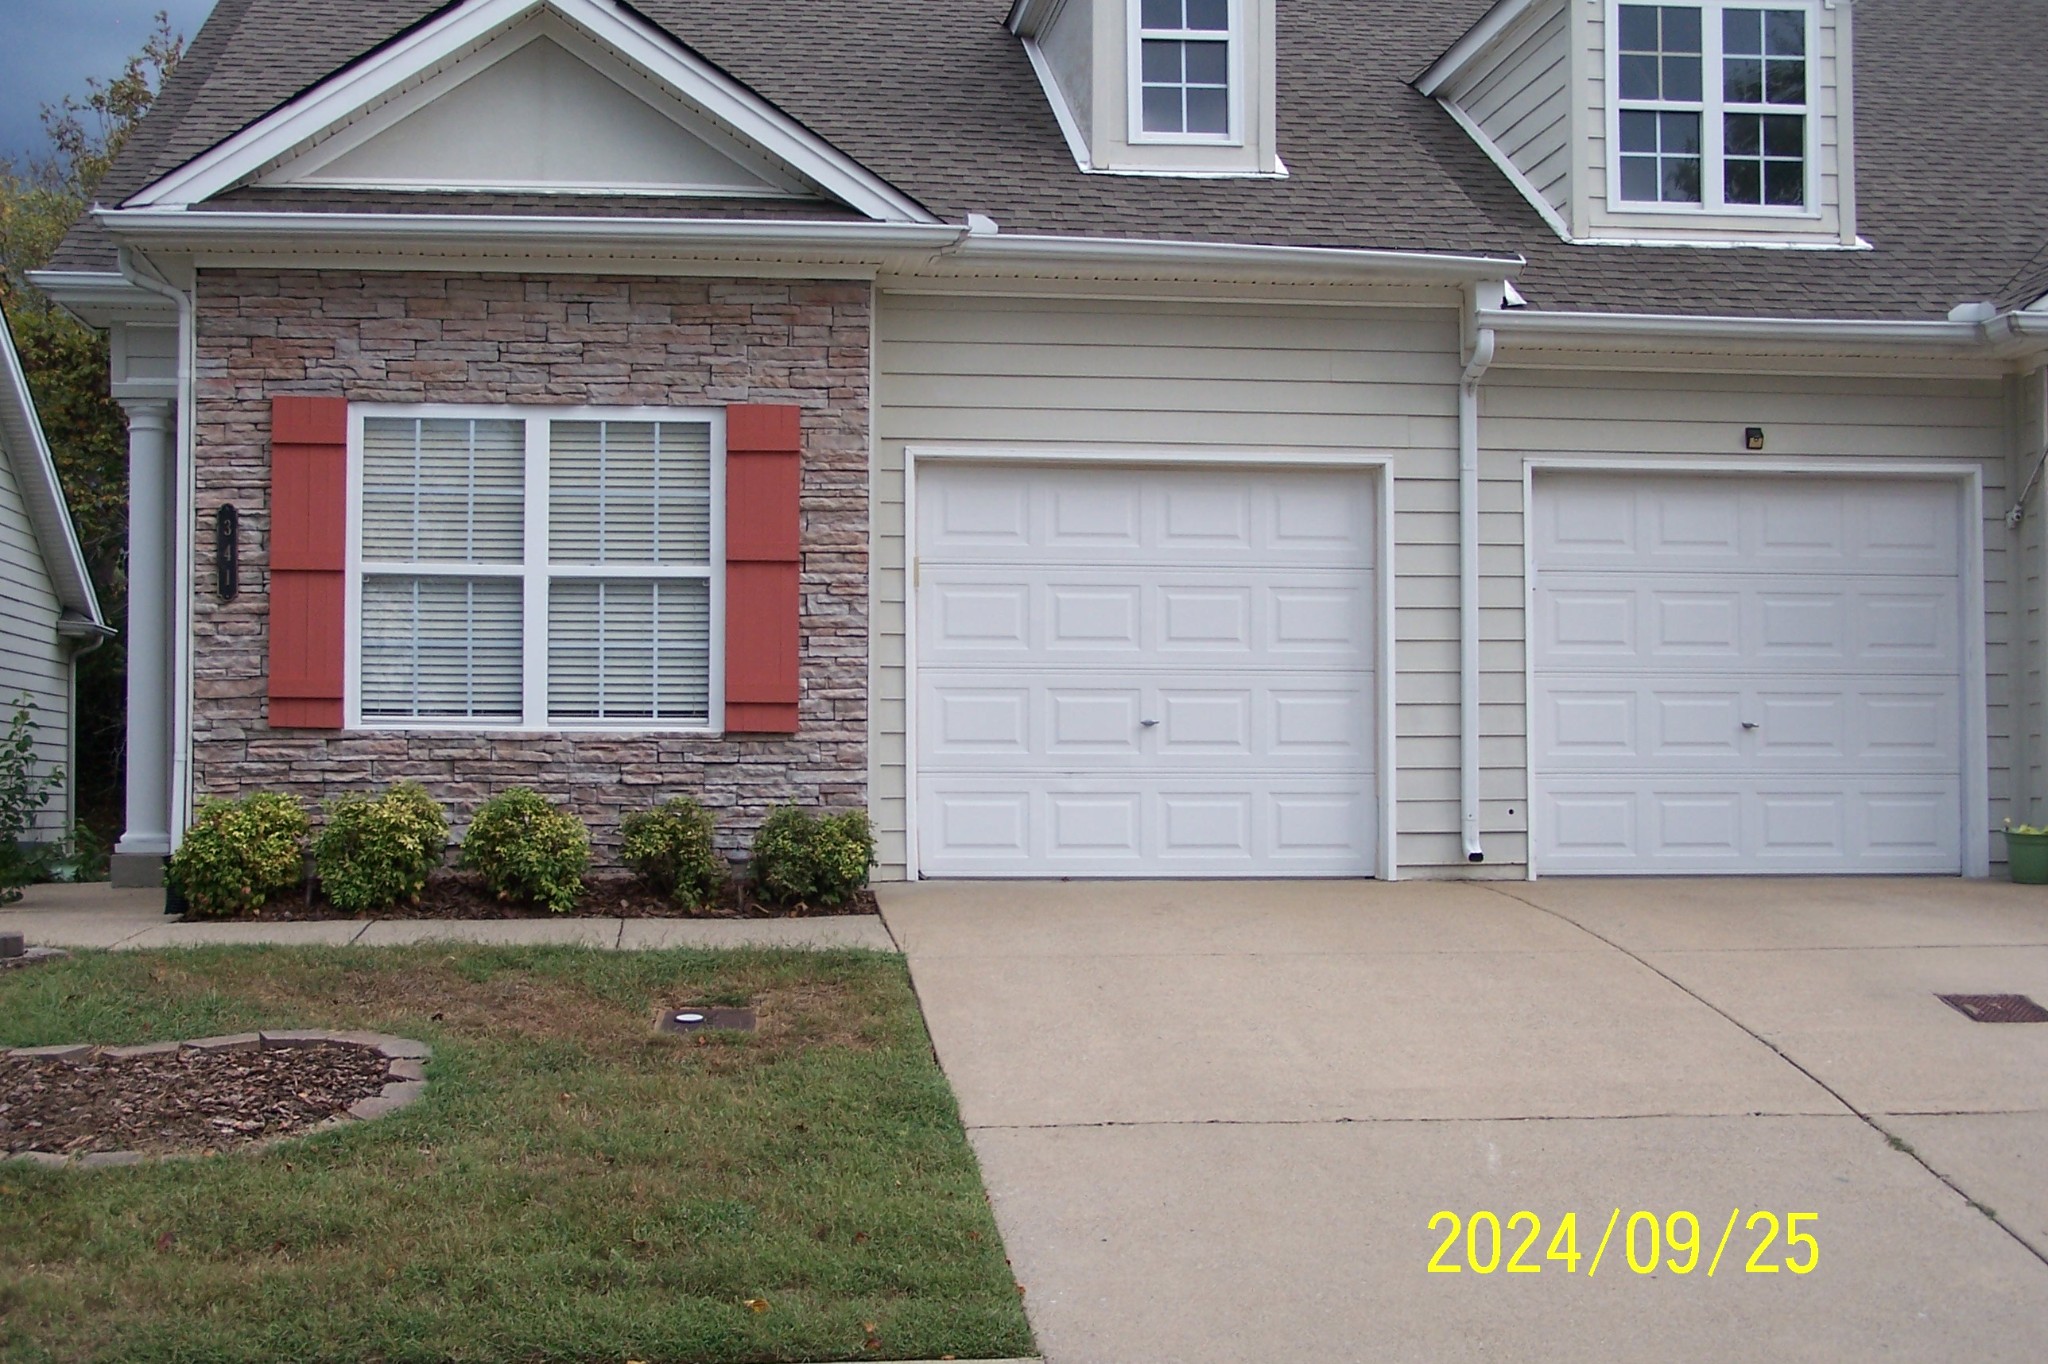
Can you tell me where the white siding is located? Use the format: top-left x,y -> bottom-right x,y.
1482,369 -> 2015,871
872,291 -> 1467,879
1572,0 -> 1853,244
1449,0 -> 1573,216
1039,0 -> 1094,144
0,424 -> 71,837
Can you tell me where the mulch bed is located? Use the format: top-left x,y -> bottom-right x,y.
186,871 -> 881,923
2,1045 -> 391,1157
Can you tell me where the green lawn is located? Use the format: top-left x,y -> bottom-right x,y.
0,946 -> 1034,1364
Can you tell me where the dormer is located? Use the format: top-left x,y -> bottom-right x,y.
1010,0 -> 1283,177
1421,0 -> 1859,247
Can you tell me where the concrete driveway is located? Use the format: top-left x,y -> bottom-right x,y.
879,878 -> 2048,1363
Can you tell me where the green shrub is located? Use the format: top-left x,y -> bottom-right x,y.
749,806 -> 875,909
458,787 -> 589,914
314,782 -> 450,913
0,701 -> 62,906
620,797 -> 726,908
167,792 -> 310,918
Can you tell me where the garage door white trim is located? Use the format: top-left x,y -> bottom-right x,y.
1521,458 -> 1990,879
905,445 -> 1399,880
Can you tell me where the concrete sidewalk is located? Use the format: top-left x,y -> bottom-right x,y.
0,882 -> 896,951
881,878 -> 2048,1363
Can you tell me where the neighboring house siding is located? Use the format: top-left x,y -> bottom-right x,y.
871,290 -> 1470,879
191,270 -> 871,854
0,427 -> 68,836
1480,367 -> 2014,867
1572,0 -> 1851,244
1452,0 -> 1572,217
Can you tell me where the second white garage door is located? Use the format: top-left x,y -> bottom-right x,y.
1530,472 -> 1967,875
915,462 -> 1379,877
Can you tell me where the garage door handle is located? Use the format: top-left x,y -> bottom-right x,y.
1141,719 -> 1160,728
1741,721 -> 1760,730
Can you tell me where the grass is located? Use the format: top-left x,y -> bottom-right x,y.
0,946 -> 1035,1364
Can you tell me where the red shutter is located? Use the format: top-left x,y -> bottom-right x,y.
268,397 -> 348,729
724,404 -> 802,733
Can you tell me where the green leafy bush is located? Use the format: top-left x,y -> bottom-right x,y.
0,701 -> 63,905
314,782 -> 450,913
458,787 -> 589,914
167,792 -> 310,918
749,806 -> 875,909
620,797 -> 726,908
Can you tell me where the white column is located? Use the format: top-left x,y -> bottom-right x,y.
115,398 -> 174,863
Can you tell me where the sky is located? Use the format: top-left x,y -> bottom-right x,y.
1,0 -> 220,168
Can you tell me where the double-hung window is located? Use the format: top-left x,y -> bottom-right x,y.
352,407 -> 721,731
1613,2 -> 1812,211
1134,0 -> 1235,140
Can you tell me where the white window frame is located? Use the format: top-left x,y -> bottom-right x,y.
1604,0 -> 1820,218
344,403 -> 727,734
1127,0 -> 1244,147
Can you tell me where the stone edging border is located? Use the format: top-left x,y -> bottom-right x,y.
3,1030 -> 432,1168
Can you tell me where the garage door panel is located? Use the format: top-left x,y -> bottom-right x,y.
1532,474 -> 1963,876
1537,779 -> 1963,873
922,671 -> 1372,772
922,569 -> 1371,667
1536,576 -> 1959,672
1535,475 -> 1960,574
917,462 -> 1377,878
1535,676 -> 1961,773
919,776 -> 1375,875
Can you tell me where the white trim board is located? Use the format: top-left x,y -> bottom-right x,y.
1519,457 -> 1992,881
126,0 -> 934,223
901,443 -> 1400,882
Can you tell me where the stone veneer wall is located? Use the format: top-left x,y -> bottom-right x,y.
191,270 -> 870,855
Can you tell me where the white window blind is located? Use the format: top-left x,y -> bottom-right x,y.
353,409 -> 720,729
548,580 -> 711,722
360,576 -> 524,718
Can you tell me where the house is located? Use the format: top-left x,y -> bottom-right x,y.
0,311 -> 110,842
31,0 -> 2048,887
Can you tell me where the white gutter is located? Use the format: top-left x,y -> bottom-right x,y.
1483,305 -> 2048,358
1458,295 -> 1498,865
115,247 -> 198,850
96,209 -> 964,257
945,231 -> 1525,284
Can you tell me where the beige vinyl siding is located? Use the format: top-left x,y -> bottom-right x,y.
2012,368 -> 2048,833
1573,0 -> 1852,244
1481,368 -> 2015,869
871,290 -> 1469,879
1451,0 -> 1573,216
0,428 -> 71,836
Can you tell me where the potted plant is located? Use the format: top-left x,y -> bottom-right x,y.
2001,820 -> 2048,885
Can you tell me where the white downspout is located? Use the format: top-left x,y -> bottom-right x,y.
1459,289 -> 1500,865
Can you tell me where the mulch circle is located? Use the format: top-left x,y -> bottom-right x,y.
193,871 -> 880,923
1,1035 -> 429,1164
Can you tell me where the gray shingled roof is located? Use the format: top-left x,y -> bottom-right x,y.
51,0 -> 2048,321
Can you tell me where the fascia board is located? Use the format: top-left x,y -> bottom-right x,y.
946,232 -> 1526,284
1008,0 -> 1063,38
1486,306 -> 2048,364
124,0 -> 935,224
0,316 -> 105,628
1416,0 -> 1544,96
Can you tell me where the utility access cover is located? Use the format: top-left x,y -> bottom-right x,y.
1937,994 -> 2048,1024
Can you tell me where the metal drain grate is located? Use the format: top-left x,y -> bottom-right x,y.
657,1006 -> 757,1035
1938,994 -> 2048,1024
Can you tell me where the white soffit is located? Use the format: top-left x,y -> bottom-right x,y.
127,0 -> 934,222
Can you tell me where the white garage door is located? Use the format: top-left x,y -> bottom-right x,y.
1531,473 -> 1966,875
915,462 -> 1378,877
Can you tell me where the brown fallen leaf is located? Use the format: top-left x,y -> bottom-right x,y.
743,1298 -> 769,1315
153,1231 -> 175,1253
852,1230 -> 870,1246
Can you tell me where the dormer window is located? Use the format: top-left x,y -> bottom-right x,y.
1613,2 -> 1812,213
1136,0 -> 1234,140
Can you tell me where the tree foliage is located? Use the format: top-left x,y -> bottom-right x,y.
0,14 -> 183,836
